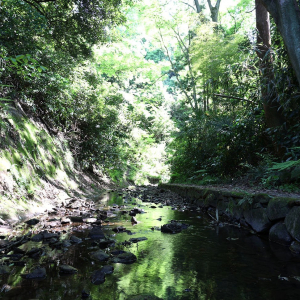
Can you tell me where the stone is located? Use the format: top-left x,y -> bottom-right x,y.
61,240 -> 72,247
0,240 -> 9,248
112,226 -> 127,233
84,218 -> 97,224
269,222 -> 293,246
131,216 -> 138,224
129,237 -> 148,243
25,218 -> 39,226
98,239 -> 115,248
130,295 -> 163,300
267,197 -> 294,221
204,193 -> 218,208
111,250 -> 126,256
42,231 -> 59,240
290,241 -> 300,253
60,217 -> 70,224
243,207 -> 272,233
0,265 -> 10,275
31,233 -> 43,242
88,226 -> 105,239
70,235 -> 82,244
111,251 -> 137,264
69,216 -> 83,222
27,247 -> 43,258
21,267 -> 46,279
90,250 -> 109,262
100,265 -> 114,275
285,206 -> 300,241
91,270 -> 106,285
132,208 -> 145,214
82,290 -> 90,298
253,193 -> 272,205
161,221 -> 189,234
59,264 -> 78,274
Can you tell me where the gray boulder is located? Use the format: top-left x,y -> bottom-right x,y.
285,206 -> 300,241
243,207 -> 272,233
90,250 -> 109,262
111,252 -> 137,264
91,270 -> 105,285
290,241 -> 300,253
59,265 -> 78,274
21,267 -> 46,279
269,222 -> 293,246
88,226 -> 105,239
267,197 -> 294,221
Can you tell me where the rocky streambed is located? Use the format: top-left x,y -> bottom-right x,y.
0,186 -> 300,300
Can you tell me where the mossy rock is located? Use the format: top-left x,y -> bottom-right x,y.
204,193 -> 218,208
267,197 -> 295,221
217,200 -> 229,214
285,206 -> 300,241
253,193 -> 272,205
227,200 -> 243,221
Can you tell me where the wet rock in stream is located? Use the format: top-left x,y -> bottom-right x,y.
21,267 -> 46,279
130,294 -> 163,300
161,221 -> 190,234
25,218 -> 40,226
90,250 -> 109,261
59,264 -> 78,274
91,269 -> 106,284
88,226 -> 105,239
0,265 -> 10,275
70,235 -> 82,244
111,251 -> 137,264
91,265 -> 114,285
129,237 -> 148,243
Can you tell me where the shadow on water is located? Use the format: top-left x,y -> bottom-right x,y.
1,191 -> 300,300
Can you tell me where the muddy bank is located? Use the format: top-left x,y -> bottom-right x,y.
160,183 -> 300,252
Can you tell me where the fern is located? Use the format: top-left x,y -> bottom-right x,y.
269,160 -> 300,171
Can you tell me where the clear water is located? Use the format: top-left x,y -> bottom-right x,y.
1,191 -> 300,300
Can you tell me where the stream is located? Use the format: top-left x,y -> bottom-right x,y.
1,187 -> 300,300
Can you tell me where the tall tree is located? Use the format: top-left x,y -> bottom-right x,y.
207,0 -> 221,22
255,0 -> 284,128
261,0 -> 300,86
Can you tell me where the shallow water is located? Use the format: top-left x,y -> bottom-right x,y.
1,191 -> 300,300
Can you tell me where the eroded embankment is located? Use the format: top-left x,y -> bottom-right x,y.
160,183 -> 300,252
0,104 -> 113,230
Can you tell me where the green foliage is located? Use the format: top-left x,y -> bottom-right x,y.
1,0 -> 300,190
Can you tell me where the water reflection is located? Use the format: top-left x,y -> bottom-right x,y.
1,191 -> 300,299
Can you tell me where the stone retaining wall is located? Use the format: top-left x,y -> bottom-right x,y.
160,184 -> 300,252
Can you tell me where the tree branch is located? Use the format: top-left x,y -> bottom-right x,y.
214,94 -> 255,104
180,1 -> 196,11
194,0 -> 202,13
207,0 -> 213,11
216,0 -> 222,11
23,0 -> 45,15
157,27 -> 196,111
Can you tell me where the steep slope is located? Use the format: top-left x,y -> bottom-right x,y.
0,102 -> 112,227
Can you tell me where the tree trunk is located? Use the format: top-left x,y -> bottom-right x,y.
256,0 -> 284,128
261,0 -> 300,86
194,0 -> 202,13
207,0 -> 221,22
